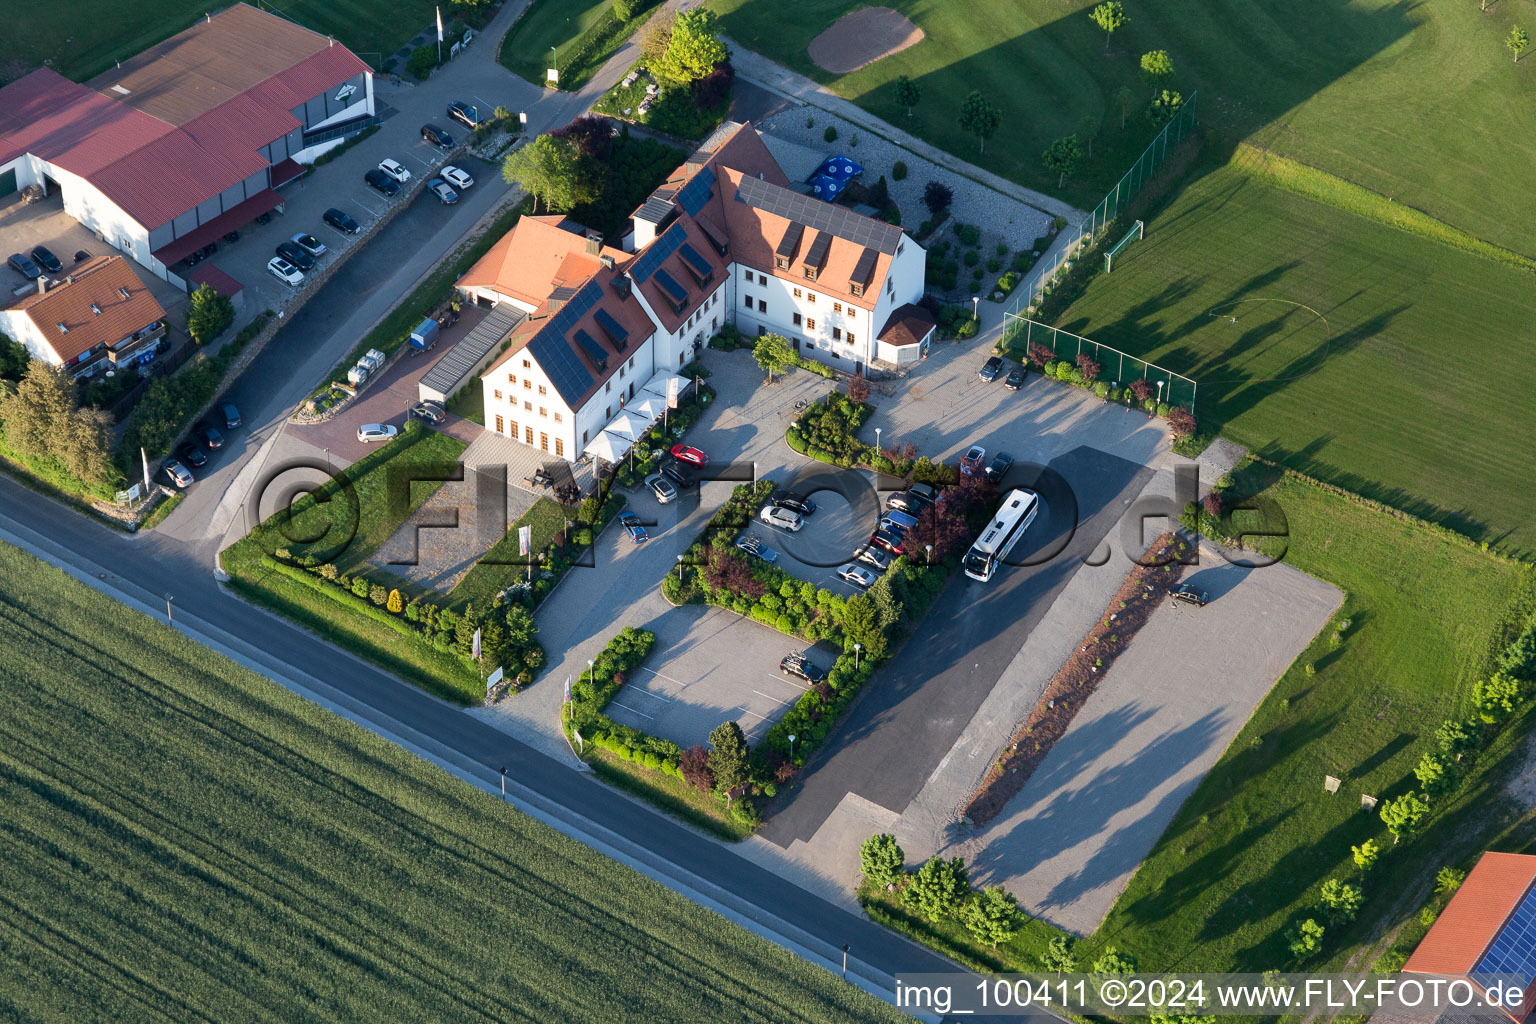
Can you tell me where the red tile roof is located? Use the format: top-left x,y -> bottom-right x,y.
458,216 -> 627,308
1406,852 -> 1536,977
0,70 -> 173,177
633,219 -> 730,334
6,256 -> 165,363
878,303 -> 936,347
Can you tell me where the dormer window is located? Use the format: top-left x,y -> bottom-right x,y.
804,266 -> 817,281
774,256 -> 788,270
118,287 -> 131,300
850,282 -> 865,297
90,303 -> 101,315
57,322 -> 68,333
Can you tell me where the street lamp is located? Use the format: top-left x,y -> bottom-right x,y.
1154,379 -> 1164,419
874,426 -> 881,455
587,658 -> 595,682
500,766 -> 507,801
925,543 -> 933,565
676,554 -> 684,580
842,944 -> 851,980
971,295 -> 980,321
164,593 -> 174,625
788,733 -> 797,762
853,642 -> 861,671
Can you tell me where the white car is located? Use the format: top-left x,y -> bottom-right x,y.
960,444 -> 987,475
163,459 -> 194,489
759,506 -> 803,532
378,158 -> 412,184
267,256 -> 304,286
289,231 -> 327,258
836,563 -> 877,588
440,165 -> 474,190
356,423 -> 399,443
427,178 -> 459,205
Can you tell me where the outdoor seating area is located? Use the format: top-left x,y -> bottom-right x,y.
581,370 -> 691,466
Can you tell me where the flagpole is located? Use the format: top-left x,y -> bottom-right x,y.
436,6 -> 443,63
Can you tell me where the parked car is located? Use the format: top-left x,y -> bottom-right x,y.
7,252 -> 41,279
837,563 -> 878,588
880,508 -> 918,533
290,232 -> 327,258
1005,367 -> 1026,391
427,177 -> 459,205
324,207 -> 361,234
409,400 -> 446,424
760,506 -> 803,532
378,158 -> 412,184
869,529 -> 905,554
908,482 -> 940,506
856,545 -> 891,572
447,101 -> 481,129
440,165 -> 474,190
176,442 -> 208,468
275,241 -> 314,271
365,168 -> 401,196
29,245 -> 61,274
420,123 -> 453,149
195,424 -> 225,449
735,535 -> 777,563
780,651 -> 828,685
771,489 -> 816,515
985,452 -> 1014,482
978,355 -> 1003,382
267,256 -> 304,286
886,490 -> 923,513
670,443 -> 709,466
220,403 -> 241,429
356,423 -> 399,443
618,511 -> 648,543
163,459 -> 194,489
960,445 -> 987,475
660,460 -> 695,489
1169,583 -> 1208,608
645,473 -> 678,504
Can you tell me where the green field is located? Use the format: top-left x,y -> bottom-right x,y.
0,541 -> 910,1022
710,0 -> 1536,255
3,0 -> 437,81
1050,154 -> 1536,554
499,0 -> 656,92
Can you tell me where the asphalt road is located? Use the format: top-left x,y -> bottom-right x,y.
760,446 -> 1154,847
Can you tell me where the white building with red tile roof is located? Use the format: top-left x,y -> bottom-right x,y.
0,256 -> 167,376
468,122 -> 931,464
0,4 -> 374,293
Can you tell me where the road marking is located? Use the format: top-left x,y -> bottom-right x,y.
352,198 -> 383,218
767,673 -> 808,691
607,699 -> 654,719
734,707 -> 767,722
634,666 -> 683,695
473,96 -> 496,114
752,688 -> 793,707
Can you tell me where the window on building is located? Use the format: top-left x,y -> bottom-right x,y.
833,327 -> 842,340
833,302 -> 842,313
538,384 -> 546,396
743,294 -> 753,308
897,241 -> 905,256
793,287 -> 802,298
554,412 -> 562,423
605,381 -> 611,393
583,429 -> 590,444
606,406 -> 612,419
523,379 -> 531,389
757,273 -> 766,285
679,352 -> 686,366
743,268 -> 752,281
807,291 -> 816,303
555,439 -> 564,457
524,400 -> 532,411
495,414 -> 504,433
757,299 -> 766,313
850,282 -> 865,297
539,407 -> 546,417
510,419 -> 519,438
507,373 -> 516,384
806,318 -> 816,331
493,389 -> 502,400
711,316 -> 718,330
848,332 -> 856,344
540,433 -> 548,452
525,426 -> 533,444
628,355 -> 635,369
774,255 -> 788,270
792,312 -> 802,326
887,279 -> 895,298
522,358 -> 531,368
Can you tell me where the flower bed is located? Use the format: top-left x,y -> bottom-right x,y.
962,532 -> 1191,824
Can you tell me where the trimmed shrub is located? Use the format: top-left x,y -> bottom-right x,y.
892,160 -> 908,180
824,125 -> 838,143
955,223 -> 981,246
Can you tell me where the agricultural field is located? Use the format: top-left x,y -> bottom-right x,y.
1051,154 -> 1536,555
711,0 -> 1536,254
2,0 -> 437,81
0,541 -> 910,1023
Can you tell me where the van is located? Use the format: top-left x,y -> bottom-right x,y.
880,508 -> 919,532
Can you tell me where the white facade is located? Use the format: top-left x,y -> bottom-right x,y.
630,280 -> 730,371
0,310 -> 54,366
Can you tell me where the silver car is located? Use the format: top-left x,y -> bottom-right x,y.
356,423 -> 398,443
645,473 -> 678,504
760,506 -> 803,532
163,459 -> 194,488
735,535 -> 778,562
837,563 -> 878,588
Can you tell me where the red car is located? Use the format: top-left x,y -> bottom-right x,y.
869,529 -> 905,555
670,443 -> 709,466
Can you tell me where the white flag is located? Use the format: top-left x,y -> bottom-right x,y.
472,627 -> 481,660
563,675 -> 572,703
141,447 -> 150,491
518,525 -> 532,557
436,6 -> 444,42
666,376 -> 679,409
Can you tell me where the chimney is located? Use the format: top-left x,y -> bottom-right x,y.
584,232 -> 602,256
37,277 -> 47,295
600,254 -> 615,270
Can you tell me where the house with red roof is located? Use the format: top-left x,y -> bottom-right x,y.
0,255 -> 167,377
463,122 -> 931,464
0,4 -> 374,293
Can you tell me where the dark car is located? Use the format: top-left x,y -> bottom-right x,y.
324,207 -> 361,234
223,230 -> 241,244
1005,367 -> 1026,391
856,544 -> 891,572
660,460 -> 696,489
29,245 -> 62,274
869,529 -> 905,555
177,442 -> 209,468
985,451 -> 1014,482
979,355 -> 1003,382
220,403 -> 241,429
410,400 -> 446,424
780,652 -> 828,685
771,489 -> 817,515
421,123 -> 453,148
364,168 -> 400,196
447,101 -> 481,129
195,424 -> 225,450
886,490 -> 923,514
275,241 -> 315,271
7,253 -> 41,280
1169,583 -> 1208,608
908,482 -> 940,506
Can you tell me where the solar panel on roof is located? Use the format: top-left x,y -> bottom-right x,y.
676,166 -> 715,216
631,223 -> 686,282
653,268 -> 688,311
574,328 -> 609,371
734,175 -> 903,254
528,324 -> 594,404
678,242 -> 713,285
1475,882 -> 1536,989
804,230 -> 832,270
594,307 -> 629,348
544,279 -> 600,336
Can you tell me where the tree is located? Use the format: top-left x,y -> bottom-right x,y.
922,180 -> 954,217
847,373 -> 871,404
903,502 -> 970,562
386,588 -> 403,614
1090,1 -> 1126,50
502,602 -> 538,651
841,593 -> 888,659
894,75 -> 920,116
1473,672 -> 1522,723
901,856 -> 969,921
1140,50 -> 1175,94
1040,935 -> 1077,973
1380,790 -> 1430,843
0,332 -> 27,382
1042,134 -> 1084,188
0,361 -> 116,488
1114,85 -> 1137,129
1435,866 -> 1467,894
1287,917 -> 1325,959
752,333 -> 795,383
1352,839 -> 1380,872
1414,750 -> 1456,796
958,90 -> 1001,153
550,114 -> 614,161
678,744 -> 714,792
962,886 -> 1022,950
501,134 -> 595,213
640,18 -> 673,67
658,9 -> 727,84
186,283 -> 235,346
613,0 -> 642,20
1436,718 -> 1476,760
406,45 -> 438,81
707,720 -> 750,795
1147,89 -> 1184,127
1079,114 -> 1101,157
1508,26 -> 1530,62
1318,878 -> 1364,925
860,833 -> 905,888
1092,947 -> 1137,974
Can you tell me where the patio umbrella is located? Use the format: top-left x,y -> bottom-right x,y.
641,372 -> 688,403
603,408 -> 651,442
583,430 -> 627,463
627,394 -> 667,422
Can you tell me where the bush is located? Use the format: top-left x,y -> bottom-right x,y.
922,180 -> 954,217
1167,406 -> 1197,438
955,223 -> 981,246
407,45 -> 438,80
986,257 -> 1001,273
892,160 -> 908,180
963,250 -> 980,268
824,124 -> 838,143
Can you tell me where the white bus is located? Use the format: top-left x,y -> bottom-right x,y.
963,488 -> 1040,582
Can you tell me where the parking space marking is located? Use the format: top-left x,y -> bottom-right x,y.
734,707 -> 767,722
752,688 -> 794,707
634,666 -> 684,695
473,96 -> 497,114
352,198 -> 383,218
607,699 -> 655,720
406,151 -> 435,170
767,672 -> 808,691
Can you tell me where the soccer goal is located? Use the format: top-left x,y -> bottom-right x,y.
1104,220 -> 1145,273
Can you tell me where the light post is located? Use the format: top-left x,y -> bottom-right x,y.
676,554 -> 684,581
164,593 -> 174,625
926,543 -> 933,565
971,295 -> 980,321
853,642 -> 861,671
874,426 -> 881,457
500,766 -> 507,801
587,658 -> 595,683
788,733 -> 797,763
842,944 -> 851,980
323,447 -> 332,471
1154,379 -> 1164,419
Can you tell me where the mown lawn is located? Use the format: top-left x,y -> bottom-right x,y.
0,542 -> 911,1023
499,0 -> 658,92
1052,157 -> 1536,556
449,496 -> 575,613
710,0 -> 1536,256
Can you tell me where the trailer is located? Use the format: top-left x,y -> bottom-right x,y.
410,318 -> 440,353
